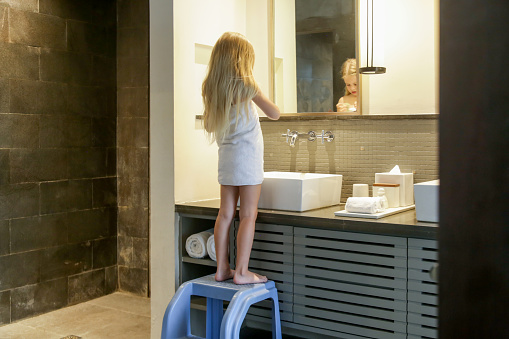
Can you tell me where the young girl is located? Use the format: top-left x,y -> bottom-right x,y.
336,58 -> 358,112
202,32 -> 280,285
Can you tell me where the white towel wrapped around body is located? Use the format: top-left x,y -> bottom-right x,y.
185,230 -> 213,258
345,197 -> 385,214
207,234 -> 216,261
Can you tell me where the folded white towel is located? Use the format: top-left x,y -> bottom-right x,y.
207,234 -> 216,261
185,230 -> 213,258
345,197 -> 385,214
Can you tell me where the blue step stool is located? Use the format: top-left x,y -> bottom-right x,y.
161,274 -> 282,339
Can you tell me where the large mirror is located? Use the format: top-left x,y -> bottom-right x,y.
272,0 -> 439,115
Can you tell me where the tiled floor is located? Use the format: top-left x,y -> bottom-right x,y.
0,292 -> 150,339
0,292 -> 304,339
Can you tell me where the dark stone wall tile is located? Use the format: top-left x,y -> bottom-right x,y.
1,0 -> 38,12
67,85 -> 111,118
10,149 -> 68,183
68,148 -> 108,179
0,290 -> 10,325
93,236 -> 117,269
9,9 -> 66,49
0,6 -> 7,43
118,27 -> 148,58
68,269 -> 105,305
0,149 -> 9,185
10,79 -> 67,115
132,237 -> 148,269
118,266 -> 148,296
0,250 -> 40,290
117,87 -> 148,117
117,57 -> 149,87
40,0 -> 116,27
40,49 -> 94,85
92,118 -> 116,147
68,207 -> 115,243
106,147 -> 116,176
0,42 -> 39,80
92,55 -> 116,87
93,177 -> 116,208
0,183 -> 39,219
117,0 -> 148,29
39,48 -> 68,83
67,52 -> 94,85
117,117 -> 148,148
40,242 -> 92,281
117,147 -> 148,179
0,219 -> 9,256
67,20 -> 115,56
40,180 -> 92,214
117,235 -> 132,266
11,277 -> 67,322
40,115 -> 93,148
104,265 -> 117,294
118,206 -> 148,238
0,78 -> 8,112
118,178 -> 148,208
10,214 -> 68,253
0,114 -> 39,148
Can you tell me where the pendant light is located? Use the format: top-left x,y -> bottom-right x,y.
359,0 -> 386,74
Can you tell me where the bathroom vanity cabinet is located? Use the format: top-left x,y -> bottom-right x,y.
176,201 -> 438,339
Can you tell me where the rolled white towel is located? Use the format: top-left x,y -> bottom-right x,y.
207,234 -> 216,261
185,230 -> 213,258
345,197 -> 385,214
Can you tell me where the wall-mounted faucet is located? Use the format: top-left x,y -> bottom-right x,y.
281,129 -> 334,147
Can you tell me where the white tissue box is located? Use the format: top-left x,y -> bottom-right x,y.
372,183 -> 400,208
375,172 -> 414,206
414,180 -> 439,222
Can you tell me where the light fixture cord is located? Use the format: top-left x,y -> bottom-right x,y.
366,0 -> 369,67
371,0 -> 374,67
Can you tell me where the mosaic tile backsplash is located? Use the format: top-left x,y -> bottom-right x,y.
261,117 -> 439,203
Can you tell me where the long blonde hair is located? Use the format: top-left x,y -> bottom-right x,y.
202,32 -> 259,142
341,58 -> 357,96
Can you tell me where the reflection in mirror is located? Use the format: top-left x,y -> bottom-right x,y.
274,0 -> 356,113
273,0 -> 439,116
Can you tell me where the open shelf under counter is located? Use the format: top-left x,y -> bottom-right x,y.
182,255 -> 217,267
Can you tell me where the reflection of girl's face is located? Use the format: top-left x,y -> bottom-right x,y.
344,75 -> 357,97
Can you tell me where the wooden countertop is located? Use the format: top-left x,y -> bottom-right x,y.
175,199 -> 438,240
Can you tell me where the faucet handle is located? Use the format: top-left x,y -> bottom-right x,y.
319,130 -> 335,144
281,129 -> 291,143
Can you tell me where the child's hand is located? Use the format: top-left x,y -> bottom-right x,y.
336,102 -> 349,112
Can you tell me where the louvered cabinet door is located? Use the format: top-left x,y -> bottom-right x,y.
407,238 -> 438,339
294,227 -> 408,339
234,222 -> 294,323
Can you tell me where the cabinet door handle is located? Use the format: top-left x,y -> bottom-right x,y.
429,264 -> 439,281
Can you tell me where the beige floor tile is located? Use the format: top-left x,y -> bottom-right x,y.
0,322 -> 63,339
0,293 -> 151,339
87,292 -> 150,317
20,303 -> 112,336
84,311 -> 151,339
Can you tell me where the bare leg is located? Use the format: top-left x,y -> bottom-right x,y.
214,185 -> 239,282
233,185 -> 268,285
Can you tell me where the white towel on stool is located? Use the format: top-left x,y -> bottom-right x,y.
185,230 -> 213,258
207,234 -> 216,261
345,197 -> 384,214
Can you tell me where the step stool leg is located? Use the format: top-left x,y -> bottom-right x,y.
221,289 -> 274,339
161,283 -> 193,339
270,291 -> 282,339
206,297 -> 223,339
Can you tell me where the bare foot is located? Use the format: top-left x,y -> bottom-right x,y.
215,268 -> 235,282
233,271 -> 268,285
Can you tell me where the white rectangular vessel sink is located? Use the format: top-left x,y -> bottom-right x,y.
258,171 -> 342,212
